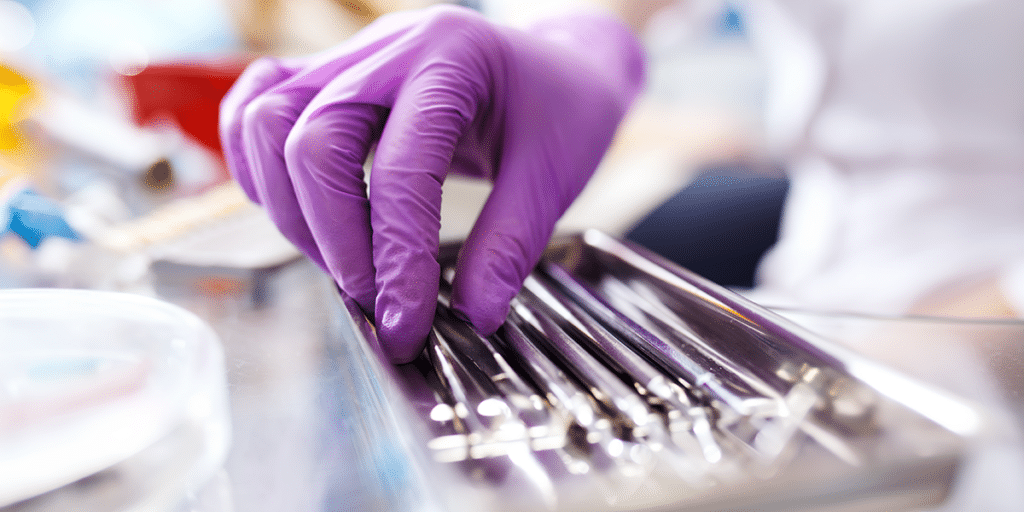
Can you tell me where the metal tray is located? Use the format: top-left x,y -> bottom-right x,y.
325,230 -> 974,512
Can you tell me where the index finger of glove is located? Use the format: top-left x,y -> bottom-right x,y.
219,56 -> 306,201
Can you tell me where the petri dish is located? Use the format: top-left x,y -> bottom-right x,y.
0,288 -> 230,509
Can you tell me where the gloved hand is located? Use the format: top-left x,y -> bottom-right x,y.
220,5 -> 645,363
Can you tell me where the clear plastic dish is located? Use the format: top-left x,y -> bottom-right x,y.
0,288 -> 230,509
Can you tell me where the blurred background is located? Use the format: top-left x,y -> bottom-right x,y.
2,2 -> 1023,511
0,0 -> 765,292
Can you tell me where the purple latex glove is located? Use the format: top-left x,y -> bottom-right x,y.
220,5 -> 644,363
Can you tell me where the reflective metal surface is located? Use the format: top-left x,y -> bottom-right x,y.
323,231 -> 977,511
18,231 -> 1015,511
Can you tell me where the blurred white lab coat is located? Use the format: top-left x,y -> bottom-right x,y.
743,0 -> 1024,317
743,4 -> 1024,509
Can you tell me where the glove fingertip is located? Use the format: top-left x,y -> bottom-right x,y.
383,338 -> 426,365
451,281 -> 514,337
349,287 -> 377,322
377,303 -> 433,364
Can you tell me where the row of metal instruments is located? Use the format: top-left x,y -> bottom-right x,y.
347,231 -> 967,511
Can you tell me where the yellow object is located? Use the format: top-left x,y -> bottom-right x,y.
0,63 -> 37,188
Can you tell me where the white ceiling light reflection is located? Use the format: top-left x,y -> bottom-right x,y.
846,359 -> 983,437
429,403 -> 455,423
606,438 -> 625,458
476,398 -> 511,418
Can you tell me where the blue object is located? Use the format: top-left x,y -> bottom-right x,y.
5,188 -> 81,248
717,3 -> 746,37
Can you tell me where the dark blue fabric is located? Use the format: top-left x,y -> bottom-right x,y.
625,164 -> 789,288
